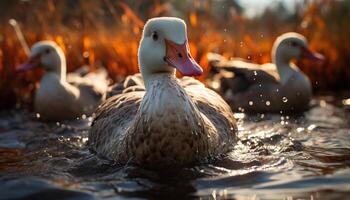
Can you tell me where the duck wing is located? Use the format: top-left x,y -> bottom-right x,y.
208,53 -> 278,90
179,77 -> 237,144
68,67 -> 109,95
67,67 -> 109,114
212,58 -> 280,84
89,76 -> 144,160
106,73 -> 145,98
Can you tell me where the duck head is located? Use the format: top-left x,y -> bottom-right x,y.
18,41 -> 66,79
138,17 -> 203,79
272,32 -> 325,64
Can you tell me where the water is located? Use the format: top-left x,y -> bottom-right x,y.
0,96 -> 349,200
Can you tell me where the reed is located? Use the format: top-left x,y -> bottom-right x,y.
0,0 -> 349,108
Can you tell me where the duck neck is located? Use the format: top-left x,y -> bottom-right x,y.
59,55 -> 67,81
136,71 -> 205,136
141,67 -> 176,91
48,56 -> 67,82
273,48 -> 295,85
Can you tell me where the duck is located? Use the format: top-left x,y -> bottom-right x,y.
18,41 -> 109,121
88,17 -> 237,169
208,32 -> 325,113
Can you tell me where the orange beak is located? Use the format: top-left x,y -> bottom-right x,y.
164,39 -> 203,76
301,46 -> 325,63
17,54 -> 41,72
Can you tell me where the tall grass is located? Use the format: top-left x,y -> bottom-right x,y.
0,0 -> 349,109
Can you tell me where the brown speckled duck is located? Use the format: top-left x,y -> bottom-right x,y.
209,32 -> 325,113
88,17 -> 237,168
18,41 -> 109,121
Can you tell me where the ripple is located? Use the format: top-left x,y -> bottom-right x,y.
0,97 -> 350,199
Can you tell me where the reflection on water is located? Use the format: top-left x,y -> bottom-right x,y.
0,96 -> 349,199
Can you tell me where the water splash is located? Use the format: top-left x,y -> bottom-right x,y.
282,97 -> 288,103
0,97 -> 349,199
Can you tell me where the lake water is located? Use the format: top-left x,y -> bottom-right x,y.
0,96 -> 349,200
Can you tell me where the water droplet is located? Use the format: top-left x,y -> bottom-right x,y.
343,98 -> 350,105
248,101 -> 254,106
238,107 -> 245,112
296,127 -> 304,132
82,114 -> 87,119
240,41 -> 244,47
36,113 -> 41,118
247,55 -> 251,59
82,137 -> 88,143
282,97 -> 288,103
265,101 -> 271,106
234,113 -> 245,119
260,34 -> 264,38
83,51 -> 89,58
259,84 -> 262,87
307,124 -> 317,131
276,89 -> 279,92
253,71 -> 257,76
224,28 -> 227,32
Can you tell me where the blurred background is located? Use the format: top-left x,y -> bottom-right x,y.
0,0 -> 349,109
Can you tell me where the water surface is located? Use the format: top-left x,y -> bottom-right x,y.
0,96 -> 349,199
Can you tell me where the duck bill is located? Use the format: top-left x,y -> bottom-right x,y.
17,54 -> 41,72
164,39 -> 203,76
301,47 -> 325,63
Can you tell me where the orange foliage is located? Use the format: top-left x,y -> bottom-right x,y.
189,12 -> 198,27
0,0 -> 349,109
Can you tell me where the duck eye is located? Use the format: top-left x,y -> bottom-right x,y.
152,31 -> 158,41
45,49 -> 50,54
290,41 -> 298,47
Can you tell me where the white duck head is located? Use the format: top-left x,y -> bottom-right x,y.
272,32 -> 324,64
18,41 -> 66,80
138,17 -> 203,83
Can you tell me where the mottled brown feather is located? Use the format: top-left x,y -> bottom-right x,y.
89,74 -> 237,168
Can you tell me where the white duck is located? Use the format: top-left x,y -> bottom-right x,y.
209,32 -> 325,113
88,17 -> 237,168
18,41 -> 109,121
